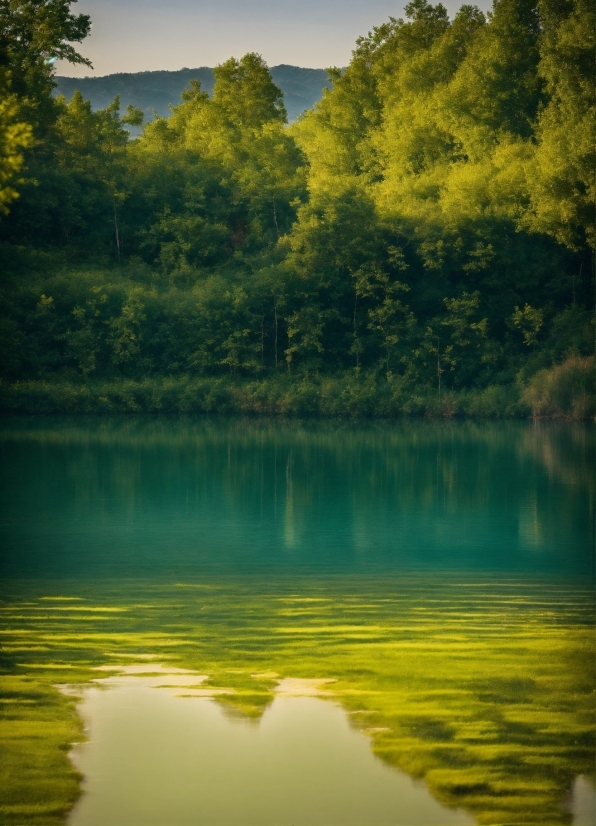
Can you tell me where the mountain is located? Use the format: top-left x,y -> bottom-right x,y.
54,65 -> 331,125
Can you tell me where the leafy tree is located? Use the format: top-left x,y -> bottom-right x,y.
522,0 -> 595,249
0,69 -> 31,213
0,1 -> 592,411
212,53 -> 287,128
0,0 -> 91,132
511,303 -> 543,347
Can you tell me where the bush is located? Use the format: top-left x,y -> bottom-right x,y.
0,367 -> 593,418
522,356 -> 595,419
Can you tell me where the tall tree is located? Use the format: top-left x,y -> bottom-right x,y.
0,0 -> 91,132
212,52 -> 287,128
522,0 -> 595,249
0,68 -> 31,213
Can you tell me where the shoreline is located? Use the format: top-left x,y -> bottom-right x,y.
0,373 -> 593,420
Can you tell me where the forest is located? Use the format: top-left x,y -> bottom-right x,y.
0,0 -> 593,417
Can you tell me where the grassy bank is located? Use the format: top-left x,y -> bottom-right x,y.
1,356 -> 594,419
0,375 -> 524,417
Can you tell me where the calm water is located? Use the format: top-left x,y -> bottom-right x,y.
0,417 -> 594,826
0,417 -> 593,580
66,672 -> 473,826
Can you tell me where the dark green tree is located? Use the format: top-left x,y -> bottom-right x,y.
0,0 -> 91,132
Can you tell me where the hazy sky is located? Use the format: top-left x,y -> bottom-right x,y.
57,0 -> 494,77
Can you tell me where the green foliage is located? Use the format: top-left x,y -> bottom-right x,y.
0,69 -> 32,213
212,52 -> 287,127
54,65 -> 332,127
522,0 -> 595,249
511,302 -> 543,347
522,355 -> 595,419
0,0 -> 91,133
0,0 -> 593,416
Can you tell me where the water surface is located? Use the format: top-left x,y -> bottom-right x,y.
1,417 -> 593,579
67,671 -> 473,826
0,417 -> 593,826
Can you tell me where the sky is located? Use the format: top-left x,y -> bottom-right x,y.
57,0 -> 494,77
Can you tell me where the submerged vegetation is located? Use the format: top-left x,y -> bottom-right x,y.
0,0 -> 594,416
0,577 -> 594,825
0,417 -> 593,824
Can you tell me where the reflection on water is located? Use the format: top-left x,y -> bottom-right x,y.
0,417 -> 593,826
67,669 -> 473,826
0,417 -> 593,579
569,777 -> 596,826
3,575 -> 593,825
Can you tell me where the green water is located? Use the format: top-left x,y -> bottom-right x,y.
0,417 -> 594,826
1,417 -> 593,580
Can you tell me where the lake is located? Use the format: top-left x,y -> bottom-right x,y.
0,417 -> 594,826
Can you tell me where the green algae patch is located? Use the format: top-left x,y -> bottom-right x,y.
0,576 -> 594,825
0,674 -> 84,825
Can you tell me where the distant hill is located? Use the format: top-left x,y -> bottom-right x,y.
54,65 -> 331,127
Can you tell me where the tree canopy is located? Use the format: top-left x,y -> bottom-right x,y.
0,0 -> 593,416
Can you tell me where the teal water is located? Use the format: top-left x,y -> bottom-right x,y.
0,417 -> 593,580
0,417 -> 594,826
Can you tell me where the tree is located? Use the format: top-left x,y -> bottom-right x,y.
0,2 -> 592,405
0,69 -> 31,213
212,53 -> 287,128
351,257 -> 412,375
522,0 -> 595,249
0,0 -> 91,132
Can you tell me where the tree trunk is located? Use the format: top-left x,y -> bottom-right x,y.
274,296 -> 278,370
113,198 -> 121,259
272,198 -> 279,237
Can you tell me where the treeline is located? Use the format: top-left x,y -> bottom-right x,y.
53,65 -> 332,124
0,0 -> 594,417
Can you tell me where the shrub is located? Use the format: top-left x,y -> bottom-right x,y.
522,356 -> 595,419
